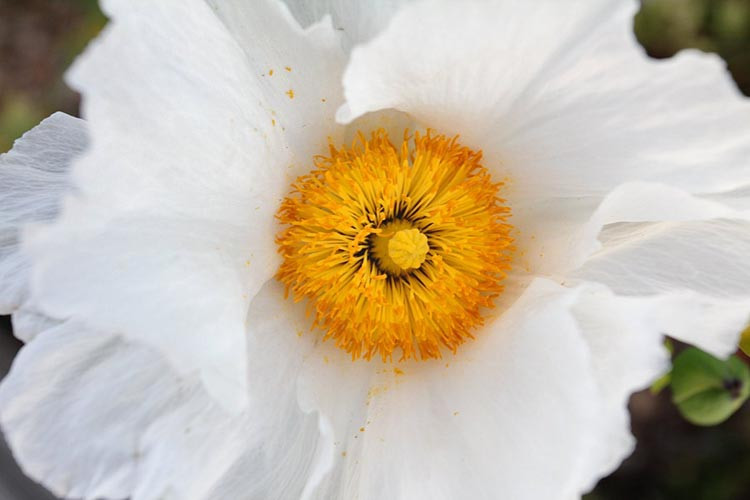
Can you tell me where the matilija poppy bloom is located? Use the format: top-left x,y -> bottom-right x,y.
1,0 -> 750,498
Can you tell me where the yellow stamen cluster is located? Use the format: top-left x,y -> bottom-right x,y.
276,130 -> 513,361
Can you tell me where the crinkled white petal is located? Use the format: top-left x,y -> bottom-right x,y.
295,279 -> 658,500
580,220 -> 750,298
338,0 -> 640,147
9,305 -> 58,343
203,280 -> 323,500
517,183 -> 750,358
123,281 -> 326,500
0,321 -> 191,499
0,113 -> 86,315
128,389 -> 248,500
339,0 -> 750,199
574,219 -> 750,357
29,215 -> 260,410
702,185 -> 750,212
206,0 -> 347,175
26,0 -> 345,410
571,285 -> 670,487
0,281 -> 324,500
518,181 -> 750,276
283,0 -> 413,49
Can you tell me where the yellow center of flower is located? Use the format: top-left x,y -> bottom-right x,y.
387,228 -> 429,270
368,220 -> 431,274
276,130 -> 513,361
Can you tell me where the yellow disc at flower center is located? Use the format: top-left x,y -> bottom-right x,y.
276,129 -> 514,362
388,228 -> 429,270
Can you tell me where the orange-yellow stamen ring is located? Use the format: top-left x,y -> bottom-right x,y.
276,129 -> 513,361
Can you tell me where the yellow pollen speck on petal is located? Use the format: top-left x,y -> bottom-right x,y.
285,66 -> 292,72
268,69 -> 274,76
275,129 -> 514,361
286,89 -> 295,99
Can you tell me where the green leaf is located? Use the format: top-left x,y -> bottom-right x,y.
740,326 -> 750,357
671,348 -> 750,426
650,371 -> 672,395
663,337 -> 675,355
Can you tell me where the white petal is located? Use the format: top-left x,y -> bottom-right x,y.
579,219 -> 750,298
516,182 -> 750,276
9,305 -> 58,343
29,216 -> 255,409
571,285 -> 670,485
130,283 -> 326,500
206,0 -> 348,172
297,279 -> 639,500
128,390 -> 248,500
205,280 -> 323,500
338,0 -> 636,136
0,324 -> 258,500
283,0 -> 413,49
0,113 -> 86,314
573,219 -> 750,357
0,322 -> 191,499
1,282 -> 324,500
643,292 -> 749,359
28,0 -> 344,410
702,185 -> 750,212
339,0 -> 750,200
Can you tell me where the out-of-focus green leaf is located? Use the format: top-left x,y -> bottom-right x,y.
740,326 -> 750,356
635,0 -> 708,55
671,348 -> 750,426
664,337 -> 675,355
714,0 -> 750,40
651,371 -> 672,395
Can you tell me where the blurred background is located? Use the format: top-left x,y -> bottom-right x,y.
1,0 -> 750,499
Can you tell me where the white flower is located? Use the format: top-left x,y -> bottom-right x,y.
1,0 -> 750,499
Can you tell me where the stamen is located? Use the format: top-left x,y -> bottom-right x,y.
276,129 -> 513,361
